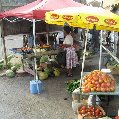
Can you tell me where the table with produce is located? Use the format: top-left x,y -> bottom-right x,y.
21,44 -> 61,77
72,70 -> 119,119
73,70 -> 118,95
21,44 -> 81,76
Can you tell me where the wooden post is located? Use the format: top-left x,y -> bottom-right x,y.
1,20 -> 8,68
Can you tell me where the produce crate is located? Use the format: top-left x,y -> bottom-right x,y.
107,65 -> 119,75
77,105 -> 105,119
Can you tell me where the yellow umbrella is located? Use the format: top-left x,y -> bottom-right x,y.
45,6 -> 119,31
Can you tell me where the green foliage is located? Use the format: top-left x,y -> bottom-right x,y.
38,71 -> 48,80
44,67 -> 51,75
7,62 -> 14,69
66,79 -> 80,94
7,55 -> 14,62
11,63 -> 22,72
40,56 -> 48,63
0,63 -> 4,70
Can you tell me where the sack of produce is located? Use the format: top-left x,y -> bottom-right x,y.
53,68 -> 60,77
38,71 -> 48,80
44,67 -> 51,76
6,70 -> 15,78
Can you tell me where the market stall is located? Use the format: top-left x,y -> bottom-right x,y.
45,5 -> 119,118
0,0 -> 84,81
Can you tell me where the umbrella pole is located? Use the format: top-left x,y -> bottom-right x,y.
33,19 -> 38,80
79,29 -> 88,100
1,20 -> 7,68
46,33 -> 49,45
99,30 -> 103,70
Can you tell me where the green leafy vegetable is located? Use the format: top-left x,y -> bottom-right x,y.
66,79 -> 80,94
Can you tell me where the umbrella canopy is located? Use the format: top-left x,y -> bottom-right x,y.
0,0 -> 42,19
33,0 -> 84,19
45,6 -> 119,31
0,0 -> 84,20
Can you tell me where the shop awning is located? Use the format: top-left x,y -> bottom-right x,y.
0,0 -> 84,20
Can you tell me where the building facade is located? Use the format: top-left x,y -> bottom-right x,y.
0,0 -> 35,11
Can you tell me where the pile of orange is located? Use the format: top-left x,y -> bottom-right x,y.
82,70 -> 115,93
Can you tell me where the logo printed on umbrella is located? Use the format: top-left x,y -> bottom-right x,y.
86,16 -> 99,23
62,15 -> 73,21
50,14 -> 59,19
104,19 -> 117,25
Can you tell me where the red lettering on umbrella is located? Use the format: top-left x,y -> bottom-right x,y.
104,19 -> 117,25
50,14 -> 59,19
62,15 -> 73,21
86,16 -> 99,23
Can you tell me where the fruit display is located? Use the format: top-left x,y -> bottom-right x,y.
78,105 -> 105,118
21,47 -> 32,52
82,70 -> 115,93
42,44 -> 51,48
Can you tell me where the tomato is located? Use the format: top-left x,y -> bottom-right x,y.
82,89 -> 87,93
80,110 -> 86,114
89,106 -> 94,112
101,83 -> 106,88
95,108 -> 100,115
91,80 -> 95,84
99,111 -> 103,116
96,88 -> 101,92
107,82 -> 111,87
81,106 -> 87,110
111,80 -> 115,86
86,87 -> 91,92
110,86 -> 115,92
96,84 -> 100,88
87,111 -> 92,116
101,88 -> 105,92
106,88 -> 110,92
91,88 -> 95,92
99,79 -> 103,83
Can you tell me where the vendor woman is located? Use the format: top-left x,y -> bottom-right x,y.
63,26 -> 78,77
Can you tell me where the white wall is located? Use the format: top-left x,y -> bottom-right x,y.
5,34 -> 23,56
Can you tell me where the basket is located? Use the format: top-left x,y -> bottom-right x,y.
77,105 -> 105,119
